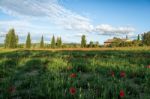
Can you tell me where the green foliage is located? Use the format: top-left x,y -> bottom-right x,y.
25,33 -> 31,48
0,50 -> 150,99
81,35 -> 86,48
126,35 -> 128,39
40,35 -> 44,48
142,31 -> 150,46
4,28 -> 18,48
51,35 -> 56,48
89,41 -> 94,48
95,41 -> 99,48
47,58 -> 68,72
88,41 -> 99,48
56,37 -> 62,48
137,34 -> 140,41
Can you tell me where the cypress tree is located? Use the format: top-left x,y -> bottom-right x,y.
51,35 -> 55,48
4,28 -> 18,48
142,31 -> 150,46
16,35 -> 19,48
56,37 -> 62,48
40,35 -> 44,48
60,37 -> 62,47
81,35 -> 86,48
137,34 -> 140,41
56,37 -> 59,47
4,34 -> 9,48
126,35 -> 128,39
10,31 -> 16,48
26,33 -> 31,48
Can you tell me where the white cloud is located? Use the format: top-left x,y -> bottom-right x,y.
0,0 -> 93,32
0,20 -> 55,43
0,0 -> 136,43
0,20 -> 53,34
95,24 -> 135,36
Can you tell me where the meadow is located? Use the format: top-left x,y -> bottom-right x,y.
0,48 -> 150,99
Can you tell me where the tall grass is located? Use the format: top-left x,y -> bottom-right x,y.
0,50 -> 150,99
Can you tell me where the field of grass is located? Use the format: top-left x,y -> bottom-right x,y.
0,49 -> 150,99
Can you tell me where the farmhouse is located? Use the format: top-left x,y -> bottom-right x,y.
104,39 -> 115,46
104,38 -> 131,46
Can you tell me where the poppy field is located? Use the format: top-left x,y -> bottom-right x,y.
0,50 -> 150,99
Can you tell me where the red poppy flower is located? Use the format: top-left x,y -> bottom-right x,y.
119,90 -> 125,98
120,71 -> 126,77
8,86 -> 16,93
70,73 -> 77,78
111,71 -> 115,77
69,87 -> 76,95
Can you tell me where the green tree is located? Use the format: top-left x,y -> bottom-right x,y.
95,41 -> 99,48
51,35 -> 55,48
40,35 -> 44,48
142,31 -> 150,46
56,37 -> 62,48
59,37 -> 62,47
4,28 -> 18,48
137,34 -> 140,41
126,35 -> 128,39
4,34 -> 9,48
15,35 -> 19,48
26,33 -> 31,48
81,35 -> 86,48
89,41 -> 93,48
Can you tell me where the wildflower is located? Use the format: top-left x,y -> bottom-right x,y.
120,71 -> 126,77
69,87 -> 76,95
119,90 -> 125,98
70,73 -> 77,78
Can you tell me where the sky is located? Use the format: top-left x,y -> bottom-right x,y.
0,0 -> 150,44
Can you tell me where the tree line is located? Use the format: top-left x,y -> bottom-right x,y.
4,29 -> 63,49
3,28 -> 150,49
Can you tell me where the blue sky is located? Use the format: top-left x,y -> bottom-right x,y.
0,0 -> 150,44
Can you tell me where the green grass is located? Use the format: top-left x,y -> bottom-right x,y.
0,49 -> 150,99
